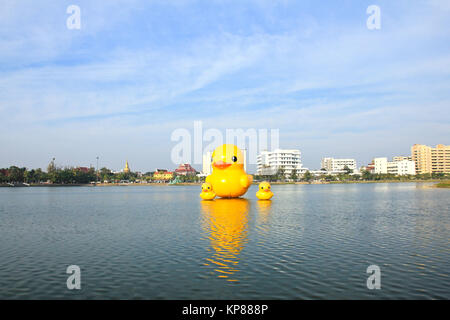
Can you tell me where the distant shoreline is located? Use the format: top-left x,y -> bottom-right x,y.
0,180 -> 444,187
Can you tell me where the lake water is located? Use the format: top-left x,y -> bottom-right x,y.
0,183 -> 449,299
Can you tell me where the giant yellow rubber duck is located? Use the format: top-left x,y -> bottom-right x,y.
205,144 -> 253,198
256,181 -> 273,200
200,182 -> 216,200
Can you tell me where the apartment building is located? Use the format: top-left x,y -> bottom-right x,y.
257,149 -> 305,176
321,158 -> 357,172
373,157 -> 415,175
202,151 -> 213,176
393,156 -> 412,162
373,157 -> 388,174
411,144 -> 450,174
388,160 -> 416,175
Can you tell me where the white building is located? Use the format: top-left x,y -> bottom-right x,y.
321,158 -> 357,172
202,151 -> 212,176
257,149 -> 305,177
393,156 -> 412,162
373,157 -> 388,174
373,157 -> 415,175
388,160 -> 416,175
309,169 -> 348,176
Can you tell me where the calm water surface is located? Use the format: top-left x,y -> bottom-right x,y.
0,183 -> 449,299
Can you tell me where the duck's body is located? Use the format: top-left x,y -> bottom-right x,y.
205,144 -> 253,198
256,181 -> 273,200
200,182 -> 216,200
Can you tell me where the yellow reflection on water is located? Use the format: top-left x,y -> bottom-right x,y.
201,198 -> 250,282
256,200 -> 272,221
255,200 -> 272,234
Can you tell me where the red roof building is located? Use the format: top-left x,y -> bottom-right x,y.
174,164 -> 197,176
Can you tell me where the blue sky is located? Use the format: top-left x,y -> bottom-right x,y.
1,0 -> 449,172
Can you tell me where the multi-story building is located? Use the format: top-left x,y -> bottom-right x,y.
153,170 -> 174,181
373,157 -> 388,174
393,156 -> 412,162
174,163 -> 197,176
257,149 -> 305,177
411,144 -> 450,174
373,157 -> 415,175
321,158 -> 357,172
387,160 -> 416,175
202,151 -> 212,176
360,164 -> 375,173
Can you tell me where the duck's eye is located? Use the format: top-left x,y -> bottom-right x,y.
261,186 -> 264,189
231,156 -> 237,162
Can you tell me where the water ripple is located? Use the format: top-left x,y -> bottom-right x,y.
0,183 -> 449,299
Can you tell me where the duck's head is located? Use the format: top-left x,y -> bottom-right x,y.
202,182 -> 213,192
258,181 -> 271,192
211,144 -> 244,171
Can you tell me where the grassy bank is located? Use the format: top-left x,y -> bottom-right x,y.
327,179 -> 441,184
435,181 -> 450,188
259,180 -> 441,185
0,183 -> 90,187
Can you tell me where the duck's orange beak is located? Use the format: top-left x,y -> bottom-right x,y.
213,160 -> 231,169
263,189 -> 270,192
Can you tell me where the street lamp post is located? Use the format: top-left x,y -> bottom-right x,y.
49,157 -> 55,171
96,156 -> 99,185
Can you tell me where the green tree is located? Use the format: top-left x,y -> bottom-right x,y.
290,169 -> 298,181
99,167 -> 113,182
0,169 -> 8,183
362,170 -> 373,181
8,166 -> 25,182
432,172 -> 445,179
34,168 -> 46,183
343,165 -> 353,174
59,168 -> 75,184
24,169 -> 34,183
303,170 -> 312,182
276,166 -> 285,182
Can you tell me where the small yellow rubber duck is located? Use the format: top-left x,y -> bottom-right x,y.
200,182 -> 216,200
256,181 -> 273,200
205,144 -> 253,198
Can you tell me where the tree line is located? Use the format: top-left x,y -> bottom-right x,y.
0,164 -> 204,185
0,166 -> 98,184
